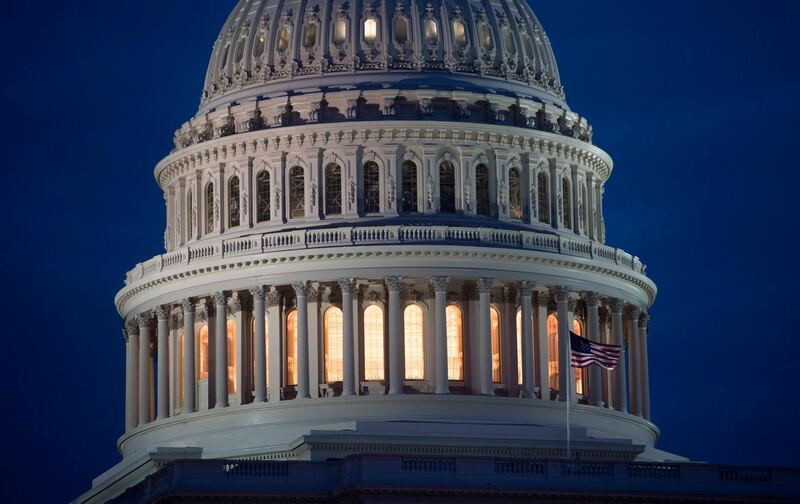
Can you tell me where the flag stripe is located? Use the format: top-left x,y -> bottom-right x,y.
569,331 -> 621,370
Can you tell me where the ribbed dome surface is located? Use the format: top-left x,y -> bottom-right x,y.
201,0 -> 564,112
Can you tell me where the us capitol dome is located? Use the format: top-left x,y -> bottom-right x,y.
75,0 -> 768,502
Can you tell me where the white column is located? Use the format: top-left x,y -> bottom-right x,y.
386,276 -> 404,395
554,287 -> 574,402
229,294 -> 247,405
213,292 -> 229,408
156,306 -> 170,420
639,313 -> 651,420
137,312 -> 152,426
181,299 -> 196,413
251,287 -> 267,403
293,282 -> 311,399
477,278 -> 494,396
124,322 -> 139,431
266,288 -> 282,402
585,293 -> 603,407
609,299 -> 627,412
339,278 -> 357,397
519,282 -> 534,398
534,290 -> 550,400
627,305 -> 642,417
432,276 -> 450,395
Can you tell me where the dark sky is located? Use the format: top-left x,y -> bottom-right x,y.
1,1 -> 798,501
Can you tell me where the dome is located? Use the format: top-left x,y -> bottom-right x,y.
200,0 -> 565,114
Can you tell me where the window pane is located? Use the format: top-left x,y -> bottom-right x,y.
363,161 -> 381,213
229,176 -> 241,228
452,20 -> 466,47
286,310 -> 298,385
227,319 -> 236,394
509,168 -> 522,219
325,164 -> 342,215
394,17 -> 408,44
363,305 -> 384,380
503,29 -> 515,55
490,307 -> 501,383
573,319 -> 584,395
278,26 -> 292,53
198,325 -> 209,380
446,305 -> 463,380
439,161 -> 456,213
257,171 -> 271,222
303,23 -> 317,48
254,31 -> 266,57
401,161 -> 418,213
333,20 -> 347,45
547,314 -> 558,389
425,19 -> 439,45
404,305 -> 424,379
324,307 -> 343,382
289,166 -> 305,219
479,24 -> 493,50
235,35 -> 246,62
364,18 -> 377,43
475,164 -> 490,216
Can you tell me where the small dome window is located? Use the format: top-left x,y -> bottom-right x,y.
394,16 -> 409,44
254,31 -> 266,57
277,25 -> 292,53
235,35 -> 247,63
479,24 -> 493,50
452,20 -> 467,47
333,19 -> 348,45
364,18 -> 378,43
303,23 -> 317,48
503,30 -> 516,55
425,19 -> 439,45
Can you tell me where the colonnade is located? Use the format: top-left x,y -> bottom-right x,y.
122,277 -> 651,432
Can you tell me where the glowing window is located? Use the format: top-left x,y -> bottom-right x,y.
537,171 -> 549,224
364,18 -> 377,43
324,307 -> 344,382
425,19 -> 439,45
289,166 -> 305,219
198,324 -> 209,380
475,164 -> 490,217
547,314 -> 558,389
573,319 -> 584,396
439,161 -> 456,213
205,183 -> 214,234
286,310 -> 298,385
256,171 -> 271,222
490,306 -> 501,383
452,20 -> 467,47
404,305 -> 424,379
324,164 -> 343,215
278,25 -> 292,53
479,24 -> 493,50
446,305 -> 463,380
509,168 -> 522,220
333,19 -> 348,45
226,319 -> 236,394
363,305 -> 385,380
228,176 -> 241,228
303,23 -> 317,48
562,177 -> 572,230
363,161 -> 381,213
394,16 -> 409,44
401,161 -> 418,213
254,31 -> 266,58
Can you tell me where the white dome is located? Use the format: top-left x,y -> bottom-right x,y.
201,0 -> 564,112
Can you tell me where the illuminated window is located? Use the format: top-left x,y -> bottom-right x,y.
363,161 -> 381,213
303,23 -> 317,49
509,168 -> 522,220
364,18 -> 377,43
562,177 -> 572,230
425,19 -> 439,45
278,25 -> 292,53
226,319 -> 236,394
324,307 -> 344,382
516,310 -> 522,385
401,161 -> 418,213
198,324 -> 209,380
452,20 -> 467,47
547,314 -> 558,389
475,164 -> 490,217
537,171 -> 549,224
286,310 -> 298,385
228,176 -> 241,228
573,319 -> 585,396
256,171 -> 271,222
254,31 -> 266,58
205,182 -> 214,234
289,166 -> 305,219
446,305 -> 463,380
325,164 -> 342,215
333,19 -> 348,45
490,306 -> 501,383
394,16 -> 409,44
363,305 -> 385,380
404,304 -> 424,379
479,24 -> 493,50
439,161 -> 456,213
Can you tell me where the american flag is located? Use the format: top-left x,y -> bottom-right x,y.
570,332 -> 621,370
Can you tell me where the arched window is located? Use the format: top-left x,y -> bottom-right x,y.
439,161 -> 456,213
490,306 -> 502,383
277,25 -> 292,53
325,164 -> 343,216
323,307 -> 344,382
254,30 -> 266,58
502,29 -> 516,55
537,171 -> 549,224
475,164 -> 490,217
446,305 -> 464,380
573,319 -> 585,396
425,19 -> 439,45
364,18 -> 377,43
452,19 -> 467,47
363,305 -> 385,380
516,310 -> 522,385
479,24 -> 493,50
401,161 -> 419,213
562,177 -> 572,230
256,171 -> 271,222
226,319 -> 237,394
235,34 -> 247,63
303,23 -> 317,49
394,16 -> 409,44
286,310 -> 298,385
186,190 -> 193,238
289,166 -> 305,219
333,19 -> 348,45
508,168 -> 522,220
547,314 -> 558,389
198,324 -> 209,380
363,161 -> 381,213
404,304 -> 425,379
205,183 -> 214,234
228,176 -> 241,228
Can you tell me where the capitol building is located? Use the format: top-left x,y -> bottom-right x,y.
77,1 -> 800,502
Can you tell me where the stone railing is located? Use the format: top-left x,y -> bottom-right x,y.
125,224 -> 647,287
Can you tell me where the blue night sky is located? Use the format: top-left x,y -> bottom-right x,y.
1,1 -> 798,501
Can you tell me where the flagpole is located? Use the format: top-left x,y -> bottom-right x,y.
566,333 -> 571,460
